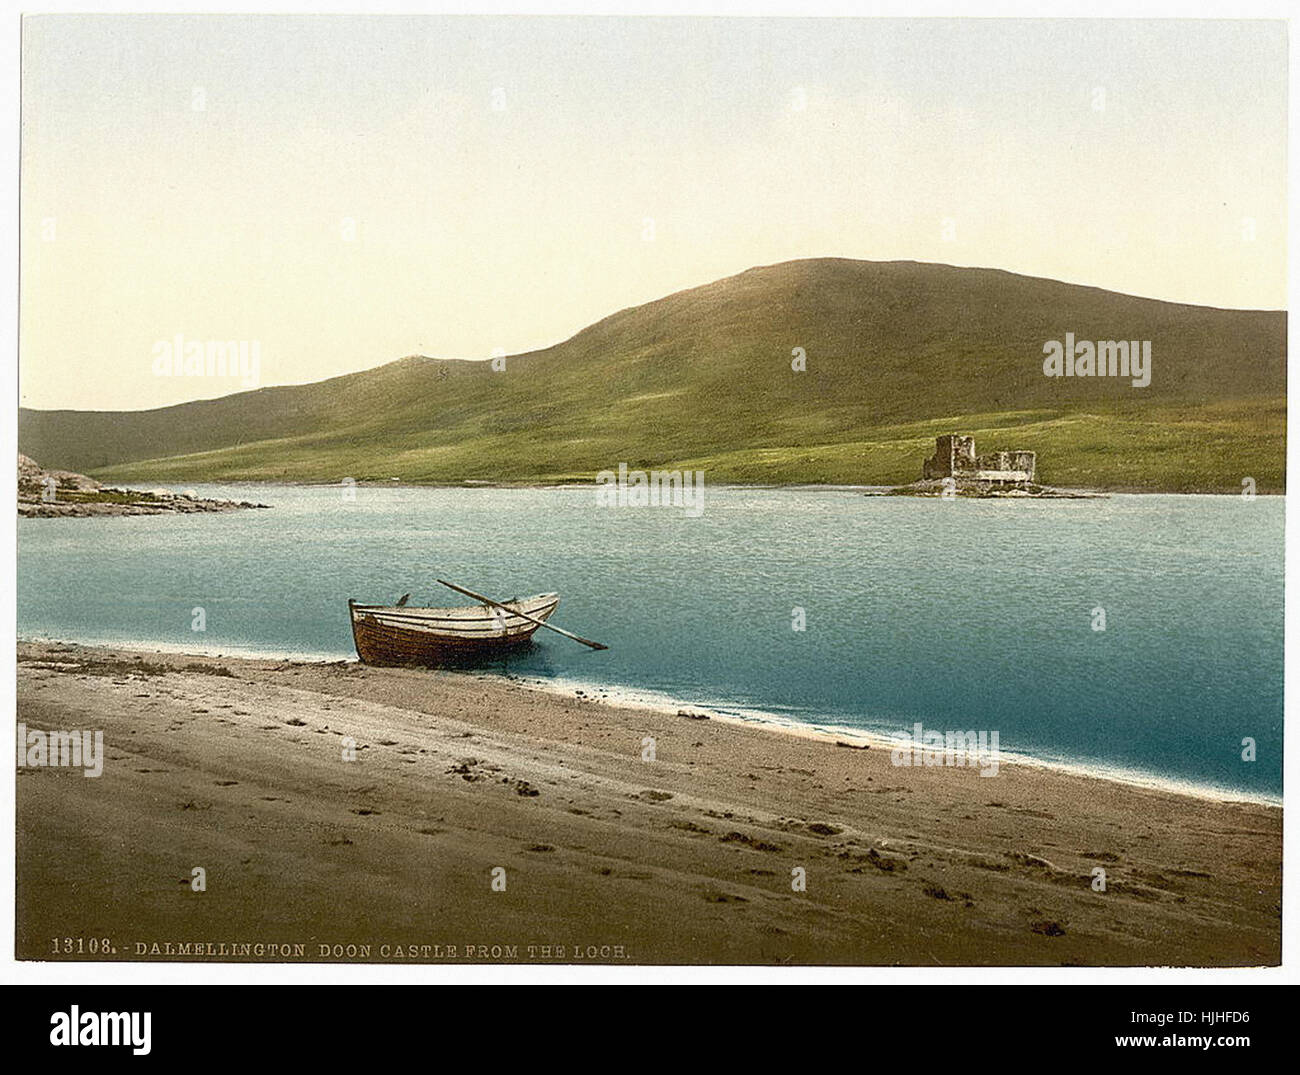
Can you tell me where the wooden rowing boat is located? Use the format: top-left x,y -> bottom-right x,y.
349,592 -> 561,666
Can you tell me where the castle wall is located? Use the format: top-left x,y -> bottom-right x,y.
1008,451 -> 1037,481
920,437 -> 1035,485
922,434 -> 977,479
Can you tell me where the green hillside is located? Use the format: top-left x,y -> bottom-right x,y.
19,259 -> 1287,491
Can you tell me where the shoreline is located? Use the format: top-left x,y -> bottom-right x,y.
17,634 -> 1281,807
16,640 -> 1281,965
71,478 -> 1286,497
16,639 -> 1281,965
508,673 -> 1284,808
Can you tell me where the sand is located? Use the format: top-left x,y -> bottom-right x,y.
16,640 -> 1281,966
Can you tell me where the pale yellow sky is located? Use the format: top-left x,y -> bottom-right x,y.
20,15 -> 1287,411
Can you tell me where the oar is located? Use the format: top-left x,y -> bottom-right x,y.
435,578 -> 609,651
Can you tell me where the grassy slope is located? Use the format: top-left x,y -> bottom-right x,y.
19,259 -> 1287,491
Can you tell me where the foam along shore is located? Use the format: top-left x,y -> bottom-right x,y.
16,640 -> 1280,966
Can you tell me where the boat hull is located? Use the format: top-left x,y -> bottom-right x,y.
349,593 -> 560,667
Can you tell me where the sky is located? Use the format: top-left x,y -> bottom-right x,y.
19,15 -> 1288,411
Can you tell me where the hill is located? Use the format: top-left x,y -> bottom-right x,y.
18,259 -> 1287,491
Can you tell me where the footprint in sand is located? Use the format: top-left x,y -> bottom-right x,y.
702,891 -> 749,904
805,823 -> 842,836
720,831 -> 782,853
923,884 -> 974,905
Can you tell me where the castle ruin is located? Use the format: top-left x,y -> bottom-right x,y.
922,435 -> 1036,487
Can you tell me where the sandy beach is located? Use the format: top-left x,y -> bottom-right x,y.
16,640 -> 1281,966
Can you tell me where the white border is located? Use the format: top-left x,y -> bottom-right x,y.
2,0 -> 1295,987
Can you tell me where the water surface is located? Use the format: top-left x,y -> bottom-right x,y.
17,485 -> 1283,799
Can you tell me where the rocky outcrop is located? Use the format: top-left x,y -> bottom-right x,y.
18,454 -> 268,517
880,478 -> 1103,499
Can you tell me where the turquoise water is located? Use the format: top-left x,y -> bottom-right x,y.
17,485 -> 1283,799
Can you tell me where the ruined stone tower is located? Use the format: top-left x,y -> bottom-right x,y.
922,435 -> 1036,485
922,435 -> 978,480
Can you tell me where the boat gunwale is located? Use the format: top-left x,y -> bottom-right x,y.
348,593 -> 561,644
350,592 -> 559,616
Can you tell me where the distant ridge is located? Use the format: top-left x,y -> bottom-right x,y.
19,258 -> 1286,491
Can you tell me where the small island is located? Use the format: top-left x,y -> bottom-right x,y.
18,454 -> 268,518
